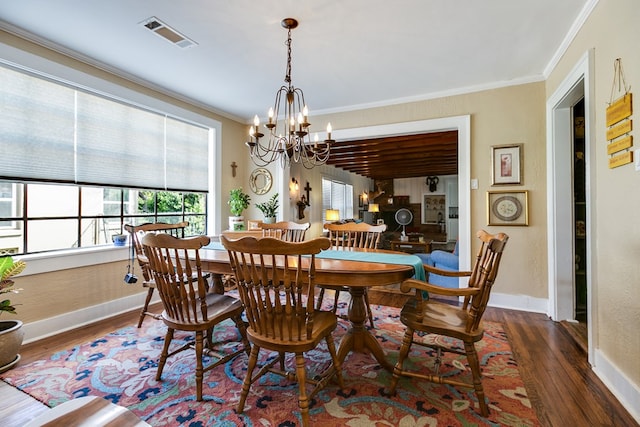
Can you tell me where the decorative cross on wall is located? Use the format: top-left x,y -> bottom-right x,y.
230,161 -> 237,178
304,181 -> 312,205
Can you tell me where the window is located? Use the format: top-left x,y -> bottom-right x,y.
0,183 -> 17,229
0,182 -> 206,255
0,63 -> 212,255
322,178 -> 354,221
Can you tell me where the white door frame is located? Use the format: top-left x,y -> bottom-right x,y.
546,49 -> 595,363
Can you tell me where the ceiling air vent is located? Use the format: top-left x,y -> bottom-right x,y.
140,16 -> 198,49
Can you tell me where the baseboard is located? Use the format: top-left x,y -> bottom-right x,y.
593,350 -> 640,424
21,292 -> 159,344
488,291 -> 548,314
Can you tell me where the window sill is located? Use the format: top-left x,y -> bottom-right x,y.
20,245 -> 128,276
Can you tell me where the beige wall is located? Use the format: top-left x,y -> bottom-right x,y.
546,0 -> 640,389
313,83 -> 548,299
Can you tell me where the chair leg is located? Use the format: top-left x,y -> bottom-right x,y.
316,287 -> 326,310
231,314 -> 251,356
464,341 -> 489,417
388,327 -> 414,395
194,331 -> 204,401
294,353 -> 310,427
237,344 -> 260,414
363,289 -> 375,328
156,328 -> 174,381
325,334 -> 344,389
137,286 -> 155,328
332,289 -> 340,314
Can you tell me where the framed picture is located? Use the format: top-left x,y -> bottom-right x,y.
358,194 -> 364,207
487,190 -> 529,226
491,144 -> 523,185
247,220 -> 262,230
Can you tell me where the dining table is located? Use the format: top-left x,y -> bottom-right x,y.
200,240 -> 424,371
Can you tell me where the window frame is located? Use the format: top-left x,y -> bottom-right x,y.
322,177 -> 354,221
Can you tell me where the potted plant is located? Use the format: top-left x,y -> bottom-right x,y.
0,255 -> 26,373
255,193 -> 279,224
228,188 -> 251,230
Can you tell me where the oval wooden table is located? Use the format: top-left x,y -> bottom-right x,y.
200,246 -> 415,371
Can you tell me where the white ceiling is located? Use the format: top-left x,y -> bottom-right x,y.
0,0 -> 589,122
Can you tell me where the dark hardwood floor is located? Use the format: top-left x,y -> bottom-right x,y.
1,290 -> 637,426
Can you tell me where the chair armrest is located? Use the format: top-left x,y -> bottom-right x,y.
422,264 -> 471,278
400,278 -> 481,297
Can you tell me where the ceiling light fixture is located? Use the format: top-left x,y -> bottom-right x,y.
246,18 -> 334,169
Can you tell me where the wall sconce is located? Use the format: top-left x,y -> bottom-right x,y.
325,209 -> 340,222
290,177 -> 299,195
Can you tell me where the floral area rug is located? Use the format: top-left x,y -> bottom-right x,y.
2,295 -> 538,426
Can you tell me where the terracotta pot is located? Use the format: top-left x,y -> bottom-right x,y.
0,320 -> 24,373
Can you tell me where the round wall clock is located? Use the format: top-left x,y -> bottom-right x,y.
492,195 -> 522,221
249,168 -> 272,195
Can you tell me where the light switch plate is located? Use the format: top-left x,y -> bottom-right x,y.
471,179 -> 478,189
635,149 -> 640,171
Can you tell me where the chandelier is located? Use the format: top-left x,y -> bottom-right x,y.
246,18 -> 334,169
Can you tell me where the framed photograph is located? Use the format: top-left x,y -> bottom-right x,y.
358,194 -> 364,207
487,190 -> 529,226
491,144 -> 523,185
247,219 -> 262,230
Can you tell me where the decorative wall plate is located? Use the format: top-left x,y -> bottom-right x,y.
487,190 -> 529,226
249,168 -> 272,195
492,195 -> 522,221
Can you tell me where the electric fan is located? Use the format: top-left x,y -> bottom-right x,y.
394,208 -> 413,241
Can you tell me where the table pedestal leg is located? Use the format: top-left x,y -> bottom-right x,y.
210,273 -> 225,294
336,287 -> 393,371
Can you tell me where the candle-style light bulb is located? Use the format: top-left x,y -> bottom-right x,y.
253,115 -> 260,127
302,105 -> 309,120
290,116 -> 295,131
268,107 -> 274,124
249,126 -> 255,137
314,133 -> 319,148
326,122 -> 332,140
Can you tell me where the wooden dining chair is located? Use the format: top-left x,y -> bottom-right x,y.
220,235 -> 344,427
259,220 -> 310,242
142,233 -> 250,401
125,222 -> 203,328
386,230 -> 509,417
317,222 -> 386,328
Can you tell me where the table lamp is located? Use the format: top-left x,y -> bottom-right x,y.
325,209 -> 340,222
368,203 -> 379,224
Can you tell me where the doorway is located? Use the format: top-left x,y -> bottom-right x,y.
546,50 -> 594,363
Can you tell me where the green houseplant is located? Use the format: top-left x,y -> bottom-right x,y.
255,193 -> 279,223
228,188 -> 251,230
0,255 -> 26,373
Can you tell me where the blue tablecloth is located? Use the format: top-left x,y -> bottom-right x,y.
206,241 -> 425,281
316,249 -> 425,281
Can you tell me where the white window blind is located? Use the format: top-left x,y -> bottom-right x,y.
322,177 -> 354,220
1,65 -> 209,192
1,66 -> 76,182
